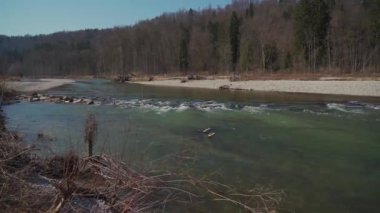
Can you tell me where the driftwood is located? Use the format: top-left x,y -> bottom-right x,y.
219,85 -> 231,90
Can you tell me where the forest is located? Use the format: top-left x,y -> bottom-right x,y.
0,0 -> 379,77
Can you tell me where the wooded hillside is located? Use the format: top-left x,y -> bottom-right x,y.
0,0 -> 379,76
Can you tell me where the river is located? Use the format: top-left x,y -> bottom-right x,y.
4,79 -> 380,212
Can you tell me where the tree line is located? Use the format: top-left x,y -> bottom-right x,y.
0,0 -> 379,77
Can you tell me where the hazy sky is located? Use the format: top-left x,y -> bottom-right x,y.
0,0 -> 231,36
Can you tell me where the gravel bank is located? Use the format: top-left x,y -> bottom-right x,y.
135,79 -> 380,97
7,79 -> 74,92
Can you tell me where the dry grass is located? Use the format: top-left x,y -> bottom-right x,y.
45,154 -> 283,212
0,127 -> 57,212
0,137 -> 284,212
0,80 -> 18,106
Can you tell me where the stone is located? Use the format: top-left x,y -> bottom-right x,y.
63,96 -> 71,101
84,99 -> 94,105
30,97 -> 40,102
202,128 -> 211,133
39,96 -> 49,101
73,99 -> 82,104
207,132 -> 216,138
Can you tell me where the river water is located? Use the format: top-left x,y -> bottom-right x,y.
4,79 -> 380,212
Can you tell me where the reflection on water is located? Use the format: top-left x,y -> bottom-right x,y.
4,80 -> 380,212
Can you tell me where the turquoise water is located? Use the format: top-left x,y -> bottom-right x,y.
4,80 -> 380,212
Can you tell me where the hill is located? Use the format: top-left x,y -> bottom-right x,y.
0,0 -> 379,77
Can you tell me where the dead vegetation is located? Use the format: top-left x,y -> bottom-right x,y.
0,80 -> 18,106
0,124 -> 55,212
0,137 -> 284,212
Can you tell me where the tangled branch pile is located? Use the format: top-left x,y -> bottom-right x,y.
0,146 -> 283,212
0,127 -> 56,211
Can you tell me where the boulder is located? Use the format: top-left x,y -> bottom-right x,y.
30,97 -> 40,102
202,128 -> 211,133
63,96 -> 73,102
48,97 -> 59,103
39,96 -> 49,101
207,132 -> 216,138
84,99 -> 94,105
73,99 -> 82,104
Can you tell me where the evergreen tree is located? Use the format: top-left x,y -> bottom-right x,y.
294,0 -> 331,69
245,3 -> 254,18
284,51 -> 293,70
263,43 -> 279,71
230,11 -> 241,72
370,0 -> 380,45
240,41 -> 254,71
207,21 -> 220,71
179,27 -> 190,73
207,21 -> 219,53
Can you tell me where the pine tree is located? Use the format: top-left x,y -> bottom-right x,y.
240,41 -> 254,71
263,43 -> 279,71
370,0 -> 380,45
294,0 -> 331,69
284,51 -> 293,70
207,21 -> 220,71
179,27 -> 190,73
207,21 -> 219,53
245,3 -> 254,18
370,0 -> 380,70
230,11 -> 241,72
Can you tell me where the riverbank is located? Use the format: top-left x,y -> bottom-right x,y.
135,79 -> 380,97
6,78 -> 74,92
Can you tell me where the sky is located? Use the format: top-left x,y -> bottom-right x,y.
0,0 -> 231,36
